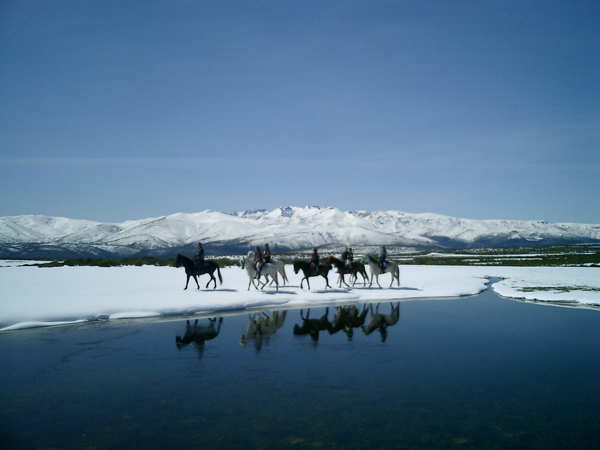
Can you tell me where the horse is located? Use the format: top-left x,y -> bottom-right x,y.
240,252 -> 279,291
248,251 -> 288,286
175,254 -> 223,290
292,260 -> 332,289
361,253 -> 400,288
270,259 -> 289,285
325,256 -> 368,288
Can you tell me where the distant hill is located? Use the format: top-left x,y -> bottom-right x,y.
1,206 -> 600,259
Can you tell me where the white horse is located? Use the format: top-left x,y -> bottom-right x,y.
240,252 -> 279,291
270,259 -> 289,285
248,252 -> 288,286
361,253 -> 400,288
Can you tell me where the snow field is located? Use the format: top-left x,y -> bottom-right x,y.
1,262 -> 599,331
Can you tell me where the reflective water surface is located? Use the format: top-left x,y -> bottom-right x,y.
1,286 -> 600,449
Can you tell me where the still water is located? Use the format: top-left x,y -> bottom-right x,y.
1,285 -> 599,449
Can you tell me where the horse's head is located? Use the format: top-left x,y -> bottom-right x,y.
293,261 -> 300,274
175,254 -> 183,268
361,254 -> 375,264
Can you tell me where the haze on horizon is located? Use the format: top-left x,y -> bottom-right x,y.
1,1 -> 598,224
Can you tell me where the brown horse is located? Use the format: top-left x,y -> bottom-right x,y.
293,261 -> 332,289
326,256 -> 368,288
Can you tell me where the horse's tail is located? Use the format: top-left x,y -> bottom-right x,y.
217,266 -> 223,285
282,264 -> 288,282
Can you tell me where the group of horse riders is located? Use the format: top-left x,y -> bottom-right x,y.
194,242 -> 390,275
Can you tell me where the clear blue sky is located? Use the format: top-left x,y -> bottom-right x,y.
1,1 -> 598,223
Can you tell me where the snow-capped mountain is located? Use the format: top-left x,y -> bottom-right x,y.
1,206 -> 600,258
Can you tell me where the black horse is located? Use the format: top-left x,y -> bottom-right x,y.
175,254 -> 223,290
293,260 -> 332,289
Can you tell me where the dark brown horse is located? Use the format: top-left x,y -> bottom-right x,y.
326,256 -> 368,288
293,261 -> 332,289
175,254 -> 223,290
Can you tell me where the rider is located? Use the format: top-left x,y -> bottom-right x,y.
311,247 -> 320,275
379,245 -> 387,274
341,247 -> 353,273
254,246 -> 264,278
194,242 -> 205,273
263,244 -> 272,264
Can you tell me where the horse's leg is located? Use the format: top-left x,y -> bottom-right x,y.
305,276 -> 310,290
341,274 -> 349,288
322,274 -> 330,289
184,274 -> 190,290
194,275 -> 200,289
207,273 -> 216,289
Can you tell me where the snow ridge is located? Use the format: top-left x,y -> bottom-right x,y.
1,206 -> 600,258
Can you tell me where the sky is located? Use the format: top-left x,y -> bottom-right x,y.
1,1 -> 599,224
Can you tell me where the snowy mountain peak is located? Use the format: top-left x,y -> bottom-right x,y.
1,207 -> 600,258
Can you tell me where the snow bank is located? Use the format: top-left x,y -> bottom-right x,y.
1,262 -> 599,331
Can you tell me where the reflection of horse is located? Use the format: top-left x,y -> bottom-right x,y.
361,304 -> 384,337
240,310 -> 287,350
293,308 -> 331,342
361,303 -> 400,342
343,304 -> 368,339
326,256 -> 368,288
240,253 -> 279,291
381,302 -> 400,327
293,261 -> 332,289
175,254 -> 223,290
361,254 -> 400,288
176,317 -> 223,348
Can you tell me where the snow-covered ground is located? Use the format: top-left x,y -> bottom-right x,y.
1,260 -> 599,331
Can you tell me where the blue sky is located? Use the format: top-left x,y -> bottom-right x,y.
1,1 -> 598,223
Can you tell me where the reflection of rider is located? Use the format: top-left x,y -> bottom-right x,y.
341,247 -> 353,272
254,246 -> 264,278
263,244 -> 271,263
194,242 -> 205,272
379,246 -> 387,274
311,248 -> 319,274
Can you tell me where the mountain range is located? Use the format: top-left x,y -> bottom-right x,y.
1,206 -> 600,259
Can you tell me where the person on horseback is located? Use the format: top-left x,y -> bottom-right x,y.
254,246 -> 264,278
341,247 -> 353,273
379,245 -> 387,274
194,242 -> 205,273
311,247 -> 319,275
263,244 -> 272,263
